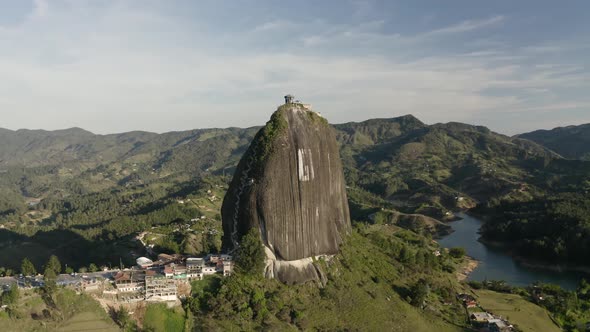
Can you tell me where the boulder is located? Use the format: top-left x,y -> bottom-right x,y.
221,103 -> 351,284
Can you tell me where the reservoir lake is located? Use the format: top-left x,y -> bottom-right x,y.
438,213 -> 587,290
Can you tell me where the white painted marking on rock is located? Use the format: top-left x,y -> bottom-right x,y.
298,149 -> 305,181
297,148 -> 314,182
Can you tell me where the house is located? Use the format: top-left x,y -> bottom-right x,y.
202,266 -> 216,276
157,253 -> 175,263
114,271 -> 145,293
457,293 -> 477,306
186,258 -> 205,279
488,319 -> 511,332
163,266 -> 174,278
153,253 -> 183,267
470,312 -> 494,325
187,257 -> 204,268
81,276 -> 101,292
285,94 -> 294,104
172,265 -> 187,279
145,275 -> 177,302
215,260 -> 224,272
136,257 -> 154,269
222,261 -> 234,277
162,263 -> 187,279
206,254 -> 220,263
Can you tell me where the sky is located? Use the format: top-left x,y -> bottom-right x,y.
0,0 -> 589,135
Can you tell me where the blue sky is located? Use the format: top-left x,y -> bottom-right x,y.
0,0 -> 588,135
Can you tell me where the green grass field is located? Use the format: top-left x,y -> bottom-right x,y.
58,311 -> 120,332
0,288 -> 120,332
474,289 -> 561,332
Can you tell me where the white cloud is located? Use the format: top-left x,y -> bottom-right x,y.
31,0 -> 49,18
424,15 -> 505,36
0,2 -> 587,135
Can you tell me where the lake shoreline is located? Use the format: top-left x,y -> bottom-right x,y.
457,256 -> 478,281
478,233 -> 590,277
439,212 -> 587,289
457,210 -> 590,277
515,259 -> 590,275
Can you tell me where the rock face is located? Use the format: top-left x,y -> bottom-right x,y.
221,104 -> 351,284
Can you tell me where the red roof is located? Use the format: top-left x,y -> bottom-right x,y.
114,271 -> 131,281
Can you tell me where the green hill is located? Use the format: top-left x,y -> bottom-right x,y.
190,224 -> 470,331
336,118 -> 560,219
0,115 -> 586,231
518,123 -> 590,160
1,115 -> 589,330
1,115 -> 589,268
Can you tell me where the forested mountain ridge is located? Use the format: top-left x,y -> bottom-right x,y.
0,116 -> 574,217
338,117 -> 562,219
0,126 -> 257,169
1,115 -> 590,331
1,115 -> 589,269
518,123 -> 590,160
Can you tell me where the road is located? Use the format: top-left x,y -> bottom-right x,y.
0,270 -> 121,290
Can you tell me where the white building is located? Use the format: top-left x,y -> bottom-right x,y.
145,275 -> 177,302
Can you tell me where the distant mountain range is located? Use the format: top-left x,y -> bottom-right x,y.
2,114 -> 587,221
518,123 -> 590,160
3,116 -> 586,169
1,113 -> 589,277
0,125 -> 258,170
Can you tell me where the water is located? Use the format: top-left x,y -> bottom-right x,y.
438,213 -> 587,290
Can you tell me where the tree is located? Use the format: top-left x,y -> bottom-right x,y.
65,266 -> 74,274
114,306 -> 131,328
88,263 -> 98,272
0,284 -> 19,305
44,255 -> 61,275
410,279 -> 430,307
21,258 -> 36,276
577,279 -> 590,300
399,245 -> 414,264
449,247 -> 466,259
235,228 -> 265,276
78,266 -> 88,273
43,266 -> 57,295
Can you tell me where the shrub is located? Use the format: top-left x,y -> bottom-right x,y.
449,247 -> 466,259
235,228 -> 265,276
